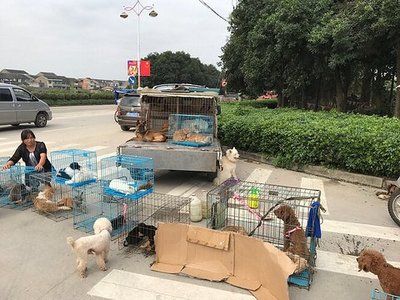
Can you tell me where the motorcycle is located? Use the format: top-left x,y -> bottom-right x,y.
388,178 -> 400,226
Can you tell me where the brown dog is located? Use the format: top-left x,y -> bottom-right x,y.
274,204 -> 309,260
129,120 -> 167,142
357,249 -> 400,296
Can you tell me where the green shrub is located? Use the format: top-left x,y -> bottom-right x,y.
238,99 -> 278,109
219,103 -> 400,177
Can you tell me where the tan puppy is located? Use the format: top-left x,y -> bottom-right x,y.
214,147 -> 240,186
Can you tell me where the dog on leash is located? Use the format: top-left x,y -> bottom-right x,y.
67,217 -> 112,278
214,147 -> 240,186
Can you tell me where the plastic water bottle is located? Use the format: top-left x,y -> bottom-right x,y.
247,187 -> 260,209
190,194 -> 203,222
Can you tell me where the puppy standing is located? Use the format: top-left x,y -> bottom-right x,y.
67,217 -> 112,278
357,249 -> 400,296
214,147 -> 240,186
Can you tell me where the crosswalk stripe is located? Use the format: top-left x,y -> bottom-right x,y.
316,250 -> 400,278
0,141 -> 21,147
301,178 -> 329,215
97,152 -> 117,163
49,143 -> 80,152
322,219 -> 400,241
40,126 -> 76,133
0,141 -> 56,154
245,168 -> 272,183
84,145 -> 109,152
167,181 -> 199,197
88,269 -> 254,300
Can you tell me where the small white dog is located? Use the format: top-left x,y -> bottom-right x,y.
214,147 -> 240,186
67,217 -> 112,278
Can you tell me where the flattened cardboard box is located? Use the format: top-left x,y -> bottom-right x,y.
151,223 -> 296,300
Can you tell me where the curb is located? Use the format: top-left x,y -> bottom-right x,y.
221,146 -> 385,188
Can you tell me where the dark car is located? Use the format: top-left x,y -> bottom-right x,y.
114,93 -> 141,131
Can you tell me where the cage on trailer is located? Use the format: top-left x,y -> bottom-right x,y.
370,289 -> 400,300
118,89 -> 222,179
73,182 -> 140,239
118,192 -> 191,250
30,172 -> 77,221
51,149 -> 97,187
0,163 -> 36,210
100,155 -> 154,200
207,179 -> 321,289
168,114 -> 214,147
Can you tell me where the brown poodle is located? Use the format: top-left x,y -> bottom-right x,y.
274,204 -> 309,260
357,249 -> 400,296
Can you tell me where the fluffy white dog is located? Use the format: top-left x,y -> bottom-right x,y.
67,217 -> 112,278
214,147 -> 240,186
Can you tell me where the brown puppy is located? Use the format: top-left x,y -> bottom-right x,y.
274,204 -> 309,260
129,120 -> 167,142
357,249 -> 400,296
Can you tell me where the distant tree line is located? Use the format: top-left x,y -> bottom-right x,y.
141,51 -> 221,88
222,0 -> 400,116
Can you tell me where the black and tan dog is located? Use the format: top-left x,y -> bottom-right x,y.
124,223 -> 157,251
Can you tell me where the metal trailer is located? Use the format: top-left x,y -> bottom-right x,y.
118,89 -> 222,180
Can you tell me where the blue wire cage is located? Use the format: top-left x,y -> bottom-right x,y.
0,163 -> 36,210
73,182 -> 140,239
371,289 -> 400,300
51,149 -> 97,187
100,155 -> 154,201
207,180 -> 321,289
29,172 -> 76,221
168,114 -> 214,147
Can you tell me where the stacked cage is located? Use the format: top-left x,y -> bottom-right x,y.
370,289 -> 400,300
140,93 -> 217,136
29,172 -> 76,221
51,149 -> 97,187
168,114 -> 214,147
207,179 -> 321,289
0,162 -> 35,210
100,155 -> 154,200
118,192 -> 191,249
73,182 -> 139,238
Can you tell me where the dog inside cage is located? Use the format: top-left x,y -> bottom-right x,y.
207,180 -> 321,288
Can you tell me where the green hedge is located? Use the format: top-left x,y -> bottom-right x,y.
43,98 -> 114,106
27,88 -> 114,101
219,102 -> 400,177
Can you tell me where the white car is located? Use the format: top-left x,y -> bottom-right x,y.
0,84 -> 52,127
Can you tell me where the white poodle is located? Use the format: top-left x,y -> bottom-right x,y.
67,217 -> 112,278
214,147 -> 240,186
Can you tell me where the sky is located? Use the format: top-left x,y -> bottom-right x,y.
0,0 -> 235,80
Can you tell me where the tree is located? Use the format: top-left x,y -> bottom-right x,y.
141,51 -> 220,88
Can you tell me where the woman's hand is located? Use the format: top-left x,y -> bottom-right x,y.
35,164 -> 43,171
2,162 -> 13,170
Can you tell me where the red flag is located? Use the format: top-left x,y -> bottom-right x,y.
140,60 -> 151,77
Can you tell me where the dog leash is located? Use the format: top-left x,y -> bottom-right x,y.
232,192 -> 263,221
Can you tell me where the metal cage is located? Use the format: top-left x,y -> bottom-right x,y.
118,192 -> 191,249
370,289 -> 400,300
51,149 -> 97,187
140,92 -> 218,137
29,172 -> 76,221
207,179 -> 321,289
100,155 -> 154,200
0,164 -> 35,210
168,114 -> 214,147
73,182 -> 140,239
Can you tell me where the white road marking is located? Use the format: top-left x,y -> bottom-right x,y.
88,270 -> 254,300
322,219 -> 400,241
167,181 -> 200,197
0,141 -> 21,147
84,145 -> 109,152
0,141 -> 56,154
301,177 -> 329,214
97,152 -> 117,163
49,143 -> 80,152
56,112 -> 111,120
245,168 -> 272,183
316,250 -> 400,278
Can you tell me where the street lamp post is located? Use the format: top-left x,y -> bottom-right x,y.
120,1 -> 158,89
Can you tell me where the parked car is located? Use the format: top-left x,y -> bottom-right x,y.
114,93 -> 141,131
0,83 -> 52,127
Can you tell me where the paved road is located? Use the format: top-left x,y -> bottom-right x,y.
0,105 -> 399,300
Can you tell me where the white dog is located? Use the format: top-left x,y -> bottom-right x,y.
67,217 -> 112,278
214,147 -> 240,186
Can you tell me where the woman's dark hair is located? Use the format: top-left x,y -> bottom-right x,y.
21,129 -> 36,141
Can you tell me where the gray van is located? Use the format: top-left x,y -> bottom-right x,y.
0,84 -> 52,127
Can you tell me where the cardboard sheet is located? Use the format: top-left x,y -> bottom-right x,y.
152,223 -> 296,300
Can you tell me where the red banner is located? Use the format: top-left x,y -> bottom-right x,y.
140,60 -> 151,77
